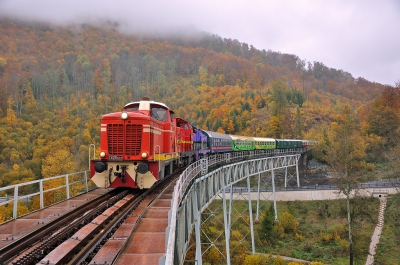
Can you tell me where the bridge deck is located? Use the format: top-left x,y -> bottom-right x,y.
0,189 -> 108,249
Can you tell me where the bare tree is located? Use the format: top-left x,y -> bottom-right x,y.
329,104 -> 367,265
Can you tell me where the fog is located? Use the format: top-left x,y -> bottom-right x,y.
1,0 -> 399,85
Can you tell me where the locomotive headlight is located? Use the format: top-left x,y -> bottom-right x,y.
100,151 -> 106,158
121,111 -> 128,120
141,152 -> 148,158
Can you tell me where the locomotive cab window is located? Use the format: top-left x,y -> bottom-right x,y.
151,107 -> 167,121
124,103 -> 139,112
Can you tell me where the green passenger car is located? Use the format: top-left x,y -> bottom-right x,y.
229,135 -> 256,151
253,137 -> 276,150
276,139 -> 303,149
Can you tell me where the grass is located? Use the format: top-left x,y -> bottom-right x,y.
198,196 -> 392,264
255,198 -> 379,265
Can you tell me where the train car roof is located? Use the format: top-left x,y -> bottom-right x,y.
229,134 -> 254,140
252,137 -> 276,141
201,130 -> 232,140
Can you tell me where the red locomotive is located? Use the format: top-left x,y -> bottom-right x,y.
90,98 -> 194,189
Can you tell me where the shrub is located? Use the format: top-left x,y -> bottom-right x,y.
242,254 -> 269,265
275,211 -> 299,238
273,256 -> 285,265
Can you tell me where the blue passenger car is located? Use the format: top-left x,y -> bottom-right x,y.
201,130 -> 232,153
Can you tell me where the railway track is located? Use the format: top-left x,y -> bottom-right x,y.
0,173 -> 179,265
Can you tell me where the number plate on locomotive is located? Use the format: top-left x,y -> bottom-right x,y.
109,155 -> 123,160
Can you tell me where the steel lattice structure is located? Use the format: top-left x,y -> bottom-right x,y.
160,152 -> 302,265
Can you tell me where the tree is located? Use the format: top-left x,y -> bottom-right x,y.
329,104 -> 367,265
363,85 -> 400,147
226,119 -> 235,134
269,116 -> 282,138
365,99 -> 400,147
6,96 -> 17,128
271,79 -> 288,117
260,205 -> 276,243
21,81 -> 39,123
293,106 -> 303,138
42,149 -> 75,177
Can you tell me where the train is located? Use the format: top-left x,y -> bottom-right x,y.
90,98 -> 314,189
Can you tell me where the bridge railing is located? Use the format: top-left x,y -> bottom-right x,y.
0,170 -> 96,223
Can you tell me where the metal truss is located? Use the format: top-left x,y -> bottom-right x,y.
161,153 -> 302,265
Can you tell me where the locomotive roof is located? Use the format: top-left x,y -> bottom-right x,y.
124,99 -> 170,110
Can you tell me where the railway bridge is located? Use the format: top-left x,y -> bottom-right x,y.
1,150 -> 398,264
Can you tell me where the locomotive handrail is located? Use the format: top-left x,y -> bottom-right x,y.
89,144 -> 96,170
155,144 -> 161,172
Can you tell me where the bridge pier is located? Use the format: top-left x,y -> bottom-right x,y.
300,152 -> 309,169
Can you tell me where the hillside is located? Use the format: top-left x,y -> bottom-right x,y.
0,18 -> 397,185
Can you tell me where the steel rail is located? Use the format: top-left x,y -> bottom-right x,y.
68,173 -> 180,265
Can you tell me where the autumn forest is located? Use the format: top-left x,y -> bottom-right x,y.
0,18 -> 399,189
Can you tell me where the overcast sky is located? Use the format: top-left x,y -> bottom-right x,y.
1,0 -> 399,86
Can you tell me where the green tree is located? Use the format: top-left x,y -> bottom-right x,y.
293,106 -> 303,138
271,79 -> 289,117
260,205 -> 276,243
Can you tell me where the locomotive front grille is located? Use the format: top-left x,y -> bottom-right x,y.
107,124 -> 124,155
107,124 -> 142,156
125,124 -> 142,155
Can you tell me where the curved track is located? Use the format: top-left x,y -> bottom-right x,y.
0,173 -> 179,265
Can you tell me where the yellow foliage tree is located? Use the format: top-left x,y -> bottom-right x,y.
7,96 -> 17,128
227,120 -> 235,134
217,127 -> 225,133
39,149 -> 75,206
205,246 -> 223,264
269,115 -> 282,138
42,149 -> 75,177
